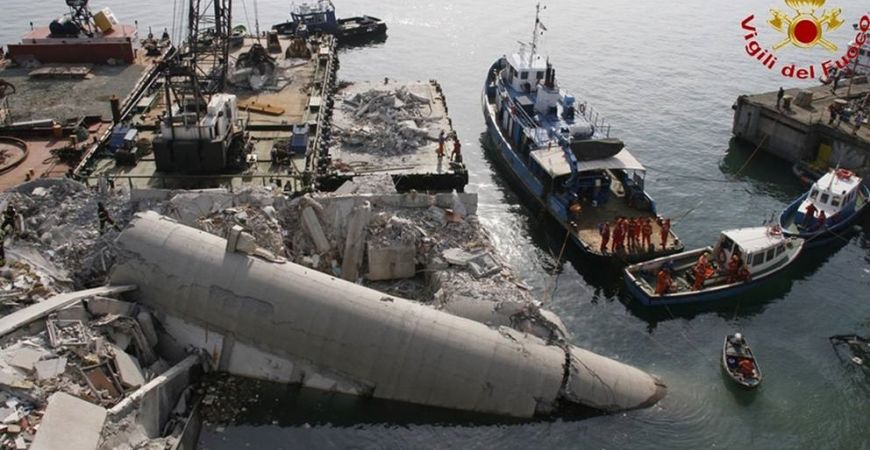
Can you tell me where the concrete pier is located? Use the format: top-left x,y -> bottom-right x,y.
110,212 -> 666,418
732,80 -> 870,176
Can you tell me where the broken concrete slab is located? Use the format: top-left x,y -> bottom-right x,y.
0,285 -> 137,338
86,296 -> 134,317
7,347 -> 50,371
55,302 -> 89,322
30,392 -> 107,450
301,207 -> 331,253
136,311 -> 159,350
367,244 -> 416,281
110,344 -> 145,389
442,248 -> 475,266
34,357 -> 67,380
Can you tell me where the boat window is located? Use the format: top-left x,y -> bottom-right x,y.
811,189 -> 819,199
720,237 -> 734,253
831,196 -> 841,207
765,248 -> 775,261
536,71 -> 544,80
775,244 -> 785,256
752,253 -> 764,266
520,71 -> 529,80
820,193 -> 829,204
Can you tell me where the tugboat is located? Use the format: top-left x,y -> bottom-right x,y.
272,0 -> 386,44
623,226 -> 803,306
778,168 -> 869,246
722,333 -> 762,389
481,4 -> 682,263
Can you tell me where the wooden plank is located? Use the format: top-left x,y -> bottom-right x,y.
238,101 -> 285,116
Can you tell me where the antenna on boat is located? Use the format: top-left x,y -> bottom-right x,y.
529,3 -> 546,65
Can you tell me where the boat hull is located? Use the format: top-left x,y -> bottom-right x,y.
623,239 -> 804,306
481,61 -> 681,264
721,336 -> 762,389
778,185 -> 870,247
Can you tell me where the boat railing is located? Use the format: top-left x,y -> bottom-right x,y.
580,102 -> 612,138
494,75 -> 611,138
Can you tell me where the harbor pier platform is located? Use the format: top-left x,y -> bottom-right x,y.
732,80 -> 870,177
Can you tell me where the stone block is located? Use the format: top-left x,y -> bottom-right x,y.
367,244 -> 416,281
30,392 -> 106,450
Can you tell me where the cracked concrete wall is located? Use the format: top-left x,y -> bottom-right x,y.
110,212 -> 665,417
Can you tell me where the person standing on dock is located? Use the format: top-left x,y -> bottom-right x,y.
436,130 -> 446,160
776,87 -> 784,109
598,222 -> 610,254
451,136 -> 462,163
854,111 -> 864,135
98,202 -> 120,234
659,218 -> 671,250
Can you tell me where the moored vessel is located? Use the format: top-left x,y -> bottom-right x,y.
272,0 -> 387,43
779,168 -> 869,246
481,4 -> 682,264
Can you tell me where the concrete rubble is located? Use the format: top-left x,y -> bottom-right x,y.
335,85 -> 444,159
0,170 -> 667,441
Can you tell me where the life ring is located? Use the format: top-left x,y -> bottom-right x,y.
836,168 -> 853,180
578,103 -> 586,115
769,225 -> 783,236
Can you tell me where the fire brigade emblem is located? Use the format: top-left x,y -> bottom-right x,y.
768,0 -> 844,51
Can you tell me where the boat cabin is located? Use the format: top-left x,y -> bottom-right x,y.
713,227 -> 790,275
796,169 -> 862,225
291,0 -> 339,34
528,147 -> 649,220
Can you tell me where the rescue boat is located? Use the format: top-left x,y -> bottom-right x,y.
481,4 -> 683,264
778,168 -> 869,246
623,226 -> 804,306
722,333 -> 762,390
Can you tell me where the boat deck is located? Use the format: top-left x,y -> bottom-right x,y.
0,54 -> 160,124
324,80 -> 468,192
83,35 -> 336,191
573,185 -> 680,258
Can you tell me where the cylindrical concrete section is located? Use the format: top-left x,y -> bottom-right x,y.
110,212 -> 665,417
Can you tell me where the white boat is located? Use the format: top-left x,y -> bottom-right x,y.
624,226 -> 804,306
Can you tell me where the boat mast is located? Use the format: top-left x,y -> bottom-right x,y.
529,3 -> 543,65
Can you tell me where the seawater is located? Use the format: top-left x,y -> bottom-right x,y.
2,1 -> 868,448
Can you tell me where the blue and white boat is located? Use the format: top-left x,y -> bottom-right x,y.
481,5 -> 682,263
778,168 -> 869,246
624,226 -> 804,306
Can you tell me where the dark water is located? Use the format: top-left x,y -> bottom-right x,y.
4,1 -> 870,448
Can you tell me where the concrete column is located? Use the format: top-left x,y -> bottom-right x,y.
341,201 -> 371,281
110,212 -> 666,417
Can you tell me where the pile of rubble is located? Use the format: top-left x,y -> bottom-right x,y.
2,180 -> 134,289
0,294 -> 170,449
335,86 -> 440,157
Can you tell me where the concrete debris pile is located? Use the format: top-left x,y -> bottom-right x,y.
0,261 -> 59,318
336,86 -> 439,157
1,179 -> 134,289
0,294 -> 170,449
159,189 -> 288,259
